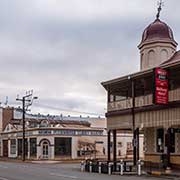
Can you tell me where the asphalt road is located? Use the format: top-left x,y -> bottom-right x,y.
0,161 -> 174,180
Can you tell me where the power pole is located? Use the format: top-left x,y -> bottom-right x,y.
16,90 -> 38,161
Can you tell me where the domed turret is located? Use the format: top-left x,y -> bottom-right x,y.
138,4 -> 178,71
139,19 -> 177,48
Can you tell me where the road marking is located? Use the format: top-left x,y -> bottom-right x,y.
0,177 -> 9,180
50,173 -> 78,179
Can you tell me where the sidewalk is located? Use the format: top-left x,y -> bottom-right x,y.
148,169 -> 180,179
0,157 -> 82,164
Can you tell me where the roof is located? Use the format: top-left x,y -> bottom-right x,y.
161,50 -> 180,66
14,108 -> 104,122
10,118 -> 91,127
139,18 -> 177,48
101,50 -> 180,89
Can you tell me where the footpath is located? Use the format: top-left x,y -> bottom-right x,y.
0,157 -> 81,164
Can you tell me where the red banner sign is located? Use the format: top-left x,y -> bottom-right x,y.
154,68 -> 168,105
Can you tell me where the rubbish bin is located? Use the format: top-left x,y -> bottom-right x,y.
85,159 -> 90,172
92,160 -> 99,173
101,162 -> 108,174
160,154 -> 168,169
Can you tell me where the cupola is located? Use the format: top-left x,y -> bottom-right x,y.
138,2 -> 178,70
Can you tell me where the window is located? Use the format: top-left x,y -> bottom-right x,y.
157,128 -> 164,153
30,138 -> 37,157
127,142 -> 133,151
10,139 -> 16,155
18,139 -> 28,156
118,142 -> 123,148
141,53 -> 144,69
161,49 -> 168,62
148,50 -> 155,67
54,138 -> 71,156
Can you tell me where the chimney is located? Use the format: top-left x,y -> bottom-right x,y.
2,107 -> 14,131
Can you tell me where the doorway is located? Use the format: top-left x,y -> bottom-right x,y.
42,141 -> 49,159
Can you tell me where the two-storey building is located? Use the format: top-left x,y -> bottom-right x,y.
102,13 -> 180,169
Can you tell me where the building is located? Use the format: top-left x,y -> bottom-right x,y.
0,107 -> 143,160
102,8 -> 180,169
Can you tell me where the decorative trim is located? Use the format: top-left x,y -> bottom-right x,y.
38,138 -> 51,146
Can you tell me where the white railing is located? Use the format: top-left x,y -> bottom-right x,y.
135,94 -> 153,107
169,88 -> 180,102
108,88 -> 180,112
108,99 -> 132,111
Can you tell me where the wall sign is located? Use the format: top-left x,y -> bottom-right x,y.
153,68 -> 168,105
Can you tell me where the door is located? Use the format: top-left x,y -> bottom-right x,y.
42,142 -> 49,159
3,140 -> 8,157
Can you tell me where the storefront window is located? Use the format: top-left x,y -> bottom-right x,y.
10,139 -> 16,154
18,139 -> 28,156
55,137 -> 71,156
157,128 -> 164,153
30,138 -> 37,157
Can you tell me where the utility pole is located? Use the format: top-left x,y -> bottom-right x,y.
16,90 -> 38,161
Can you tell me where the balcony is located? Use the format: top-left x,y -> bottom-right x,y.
108,88 -> 180,112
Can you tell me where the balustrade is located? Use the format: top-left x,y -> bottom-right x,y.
108,88 -> 180,112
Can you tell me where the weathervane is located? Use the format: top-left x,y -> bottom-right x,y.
156,0 -> 164,19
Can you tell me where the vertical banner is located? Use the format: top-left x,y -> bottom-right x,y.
154,68 -> 169,105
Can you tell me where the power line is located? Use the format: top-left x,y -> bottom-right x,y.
6,98 -> 105,116
34,102 -> 105,116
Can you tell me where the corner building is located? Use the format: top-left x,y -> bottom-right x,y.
102,15 -> 180,169
0,107 -> 144,160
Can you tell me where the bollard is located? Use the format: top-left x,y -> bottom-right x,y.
120,159 -> 124,176
89,161 -> 92,173
98,162 -> 102,174
137,160 -> 141,176
81,161 -> 84,172
108,162 -> 112,175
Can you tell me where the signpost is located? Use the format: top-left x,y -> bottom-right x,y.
153,68 -> 168,105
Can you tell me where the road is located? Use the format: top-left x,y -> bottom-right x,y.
0,161 -> 175,180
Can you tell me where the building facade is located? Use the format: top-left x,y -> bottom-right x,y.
102,13 -> 180,168
0,107 -> 143,160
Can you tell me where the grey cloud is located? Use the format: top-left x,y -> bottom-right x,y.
0,0 -> 179,116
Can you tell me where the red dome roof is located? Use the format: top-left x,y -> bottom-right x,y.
140,18 -> 177,46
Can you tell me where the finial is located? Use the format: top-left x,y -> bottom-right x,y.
156,0 -> 164,19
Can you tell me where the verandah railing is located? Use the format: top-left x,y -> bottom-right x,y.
108,88 -> 180,112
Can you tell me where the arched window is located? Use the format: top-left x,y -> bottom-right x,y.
141,53 -> 144,70
147,50 -> 155,67
161,49 -> 168,62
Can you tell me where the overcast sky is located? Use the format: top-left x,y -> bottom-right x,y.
0,0 -> 179,116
